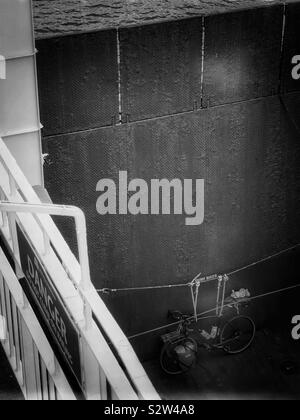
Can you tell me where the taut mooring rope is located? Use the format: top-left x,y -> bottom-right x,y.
127,282 -> 300,340
97,243 -> 300,294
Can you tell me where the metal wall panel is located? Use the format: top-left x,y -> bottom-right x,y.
281,2 -> 300,93
0,0 -> 34,58
280,92 -> 300,129
119,18 -> 203,122
43,95 -> 300,356
203,6 -> 283,107
36,30 -> 119,137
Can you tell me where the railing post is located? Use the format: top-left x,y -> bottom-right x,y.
9,173 -> 17,199
0,55 -> 6,80
0,189 -> 9,235
83,301 -> 93,331
42,228 -> 51,256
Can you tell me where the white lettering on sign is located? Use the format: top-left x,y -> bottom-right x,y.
27,255 -> 68,346
291,55 -> 300,80
0,55 -> 6,80
291,315 -> 300,340
96,171 -> 205,226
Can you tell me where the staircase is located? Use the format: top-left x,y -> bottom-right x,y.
0,0 -> 159,401
0,136 -> 160,400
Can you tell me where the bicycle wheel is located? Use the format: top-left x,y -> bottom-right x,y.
160,338 -> 197,375
220,316 -> 256,355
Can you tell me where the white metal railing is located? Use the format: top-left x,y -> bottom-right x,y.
0,55 -> 5,79
0,247 -> 76,400
0,137 -> 160,400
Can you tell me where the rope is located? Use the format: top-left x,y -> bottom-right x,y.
190,273 -> 202,322
247,283 -> 300,302
218,275 -> 228,317
97,243 -> 300,294
97,282 -> 190,294
127,282 -> 300,340
227,244 -> 300,276
279,94 -> 300,138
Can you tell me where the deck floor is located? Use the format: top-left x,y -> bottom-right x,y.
144,327 -> 300,400
1,328 -> 300,400
0,346 -> 23,400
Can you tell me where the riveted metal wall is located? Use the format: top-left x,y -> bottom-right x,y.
119,18 -> 203,123
43,95 -> 300,358
281,91 -> 300,128
36,30 -> 119,137
202,6 -> 283,107
38,4 -> 300,360
281,2 -> 300,93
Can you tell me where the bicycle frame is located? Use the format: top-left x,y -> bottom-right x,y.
165,295 -> 250,346
160,275 -> 255,375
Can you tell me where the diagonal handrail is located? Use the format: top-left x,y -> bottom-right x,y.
0,137 -> 160,400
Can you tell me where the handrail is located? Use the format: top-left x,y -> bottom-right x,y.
0,137 -> 160,400
0,202 -> 92,291
0,202 -> 140,400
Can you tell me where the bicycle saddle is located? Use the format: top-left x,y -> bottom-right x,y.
168,310 -> 191,321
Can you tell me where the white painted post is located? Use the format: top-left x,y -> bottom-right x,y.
0,55 -> 6,80
0,315 -> 6,340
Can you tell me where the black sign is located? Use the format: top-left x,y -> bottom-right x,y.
16,224 -> 82,389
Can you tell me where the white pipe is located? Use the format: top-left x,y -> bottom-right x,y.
0,201 -> 92,291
